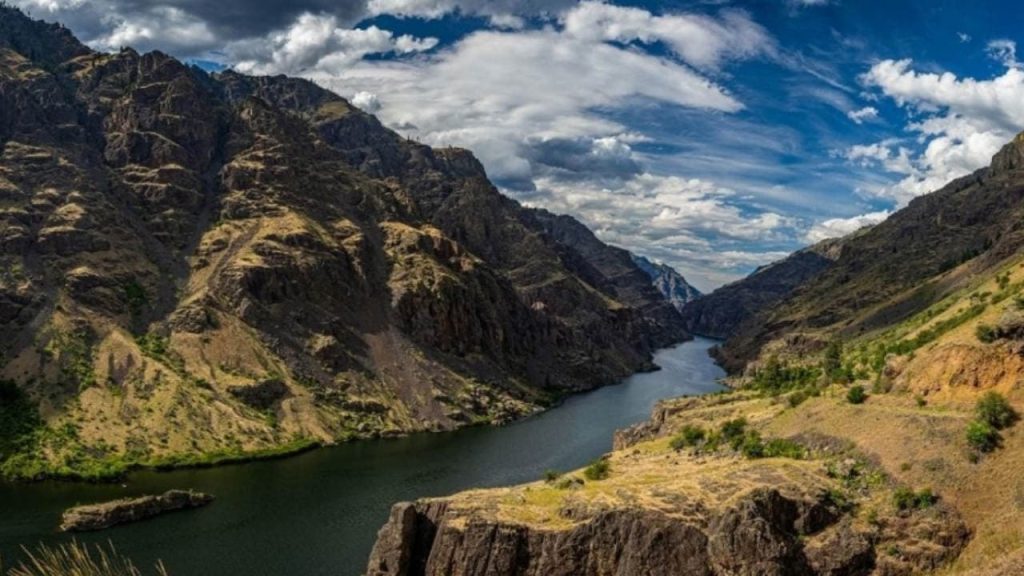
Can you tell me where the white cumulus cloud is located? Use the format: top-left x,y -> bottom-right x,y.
848,55 -> 1024,204
846,106 -> 878,124
805,210 -> 890,243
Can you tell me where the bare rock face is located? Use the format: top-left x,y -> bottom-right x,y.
59,490 -> 213,532
365,489 -> 918,576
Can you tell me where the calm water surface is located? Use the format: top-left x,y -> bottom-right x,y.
0,338 -> 724,576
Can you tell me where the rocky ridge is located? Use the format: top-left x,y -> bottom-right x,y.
631,253 -> 702,312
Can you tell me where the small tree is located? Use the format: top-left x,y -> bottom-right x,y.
976,392 -> 1018,430
966,420 -> 1000,453
847,385 -> 867,405
583,458 -> 611,481
670,424 -> 705,450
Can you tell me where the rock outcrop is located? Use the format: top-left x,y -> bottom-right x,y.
59,490 -> 213,532
366,391 -> 973,576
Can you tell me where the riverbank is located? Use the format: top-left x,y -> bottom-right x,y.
0,339 -> 725,576
1,437 -> 322,483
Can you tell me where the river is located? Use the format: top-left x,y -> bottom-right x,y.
0,337 -> 725,575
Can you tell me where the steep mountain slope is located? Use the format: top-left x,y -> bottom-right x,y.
630,254 -> 701,312
718,135 -> 1024,372
0,8 -> 687,479
679,238 -> 844,340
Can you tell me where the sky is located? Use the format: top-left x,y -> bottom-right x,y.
12,0 -> 1024,291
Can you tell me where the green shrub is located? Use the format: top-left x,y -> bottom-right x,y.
669,424 -> 706,450
720,418 -> 748,443
543,469 -> 561,483
976,324 -> 998,343
915,395 -> 927,407
966,420 -> 1000,453
893,487 -> 938,511
739,432 -> 765,458
583,458 -> 611,481
763,438 -> 807,459
752,357 -> 820,395
788,390 -> 808,408
975,391 -> 1018,429
846,385 -> 867,405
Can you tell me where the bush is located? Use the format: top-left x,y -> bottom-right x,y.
763,438 -> 807,459
966,420 -> 1000,453
893,487 -> 938,511
737,431 -> 806,460
976,392 -> 1018,430
739,432 -> 764,458
846,385 -> 867,405
976,324 -> 998,343
915,395 -> 927,407
788,390 -> 808,408
669,424 -> 705,450
543,469 -> 561,483
720,418 -> 747,442
583,458 -> 611,481
752,357 -> 820,394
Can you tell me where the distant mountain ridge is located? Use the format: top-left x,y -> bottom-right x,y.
678,237 -> 846,340
630,254 -> 702,312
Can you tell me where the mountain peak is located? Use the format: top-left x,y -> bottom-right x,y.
990,130 -> 1024,174
0,4 -> 91,67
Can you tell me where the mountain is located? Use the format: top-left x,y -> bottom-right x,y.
364,134 -> 1024,576
718,133 -> 1024,372
0,7 -> 687,480
678,237 -> 845,340
630,254 -> 701,312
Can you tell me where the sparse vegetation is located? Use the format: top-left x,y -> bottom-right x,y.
963,392 -> 1018,458
751,357 -> 819,395
669,424 -> 705,450
893,487 -> 937,511
123,279 -> 149,318
846,385 -> 867,405
976,392 -> 1018,429
976,324 -> 998,343
583,458 -> 610,481
543,469 -> 561,482
966,420 -> 1000,454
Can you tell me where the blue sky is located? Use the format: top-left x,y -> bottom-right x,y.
15,0 -> 1024,290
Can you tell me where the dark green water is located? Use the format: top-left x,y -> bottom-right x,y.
0,338 -> 724,576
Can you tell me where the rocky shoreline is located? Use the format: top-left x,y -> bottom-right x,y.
60,490 -> 214,532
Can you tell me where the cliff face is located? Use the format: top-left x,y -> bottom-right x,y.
630,254 -> 701,312
0,8 -> 687,479
365,390 -> 970,576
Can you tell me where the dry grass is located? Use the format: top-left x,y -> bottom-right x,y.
3,541 -> 167,576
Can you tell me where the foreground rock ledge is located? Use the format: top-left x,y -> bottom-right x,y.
60,490 -> 214,532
